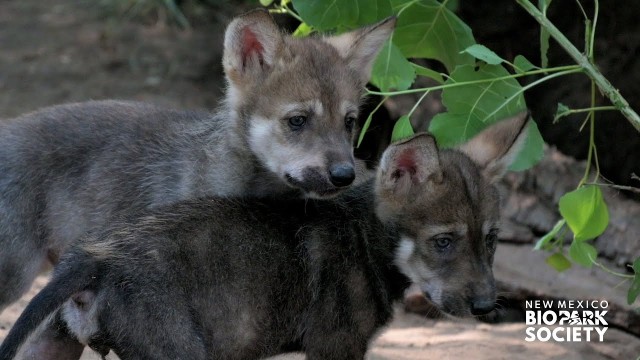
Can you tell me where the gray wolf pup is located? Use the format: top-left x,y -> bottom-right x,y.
0,10 -> 395,312
0,113 -> 529,360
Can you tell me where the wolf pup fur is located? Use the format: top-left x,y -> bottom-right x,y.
0,113 -> 530,360
0,10 -> 396,312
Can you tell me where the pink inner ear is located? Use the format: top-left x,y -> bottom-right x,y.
241,27 -> 264,67
395,149 -> 417,175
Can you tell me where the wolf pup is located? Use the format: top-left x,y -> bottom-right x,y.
0,113 -> 529,360
0,10 -> 395,312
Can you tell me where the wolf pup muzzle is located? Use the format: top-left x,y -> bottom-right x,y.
328,163 -> 356,187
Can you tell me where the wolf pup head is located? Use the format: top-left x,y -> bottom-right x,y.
375,112 -> 530,317
223,9 -> 395,198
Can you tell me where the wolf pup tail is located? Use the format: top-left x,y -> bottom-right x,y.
0,250 -> 99,360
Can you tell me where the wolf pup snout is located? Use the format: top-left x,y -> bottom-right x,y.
468,267 -> 497,316
471,297 -> 496,316
328,162 -> 356,187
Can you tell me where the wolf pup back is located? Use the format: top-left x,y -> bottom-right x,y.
0,113 -> 529,360
0,10 -> 395,314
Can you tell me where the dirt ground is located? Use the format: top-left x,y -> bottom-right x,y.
1,1 -> 639,359
2,273 -> 639,359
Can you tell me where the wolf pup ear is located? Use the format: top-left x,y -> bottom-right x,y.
324,16 -> 396,83
378,133 -> 443,198
458,111 -> 530,183
223,9 -> 283,88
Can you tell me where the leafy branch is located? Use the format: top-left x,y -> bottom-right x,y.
523,0 -> 639,305
366,65 -> 582,97
516,0 -> 640,133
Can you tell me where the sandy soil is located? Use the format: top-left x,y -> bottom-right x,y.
1,274 -> 639,359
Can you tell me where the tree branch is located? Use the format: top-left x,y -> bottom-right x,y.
515,0 -> 640,133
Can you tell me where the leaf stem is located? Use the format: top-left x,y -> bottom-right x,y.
584,182 -> 640,194
557,106 -> 616,117
573,0 -> 588,21
407,90 -> 431,118
482,68 -> 582,123
356,96 -> 388,148
579,11 -> 599,187
271,1 -> 304,23
589,0 -> 599,59
579,82 -> 597,187
591,84 -> 601,178
367,65 -> 581,96
589,254 -> 635,279
515,0 -> 640,133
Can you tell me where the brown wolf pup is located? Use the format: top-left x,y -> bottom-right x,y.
0,10 -> 395,313
0,113 -> 529,360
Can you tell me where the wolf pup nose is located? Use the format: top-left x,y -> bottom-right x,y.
328,163 -> 356,187
471,297 -> 496,316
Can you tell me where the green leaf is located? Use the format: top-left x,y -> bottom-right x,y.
535,219 -> 566,250
429,64 -> 528,148
569,240 -> 597,267
357,111 -> 375,148
546,252 -> 572,272
259,0 -> 274,6
293,22 -> 313,37
411,63 -> 444,84
559,186 -> 609,241
390,0 -> 408,10
429,64 -> 529,149
357,97 -> 386,148
628,258 -> 640,305
538,0 -> 553,68
429,63 -> 540,169
514,55 -> 537,74
429,112 -> 486,148
461,44 -> 505,65
371,40 -> 416,92
442,64 -> 526,123
292,0 -> 393,31
393,0 -> 475,72
553,102 -> 570,122
445,0 -> 460,12
391,115 -> 414,142
508,120 -> 544,171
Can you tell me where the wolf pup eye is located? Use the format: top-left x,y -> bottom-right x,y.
288,115 -> 307,130
433,234 -> 452,251
345,115 -> 357,131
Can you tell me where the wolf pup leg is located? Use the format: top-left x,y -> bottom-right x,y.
0,224 -> 45,314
